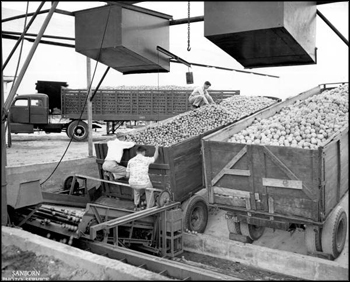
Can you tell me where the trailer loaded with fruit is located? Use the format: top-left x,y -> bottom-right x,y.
202,83 -> 348,259
94,95 -> 280,233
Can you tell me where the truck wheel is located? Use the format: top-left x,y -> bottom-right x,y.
226,218 -> 241,234
304,225 -> 322,253
66,129 -> 72,138
183,195 -> 208,233
240,222 -> 265,241
321,206 -> 347,259
68,120 -> 88,142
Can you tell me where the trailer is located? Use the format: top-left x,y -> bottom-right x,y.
61,87 -> 240,135
93,95 -> 281,234
8,81 -> 240,142
202,83 -> 348,259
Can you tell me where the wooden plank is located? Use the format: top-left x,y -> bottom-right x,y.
247,145 -> 256,211
213,187 -> 251,199
202,141 -> 215,203
213,194 -> 246,207
268,196 -> 274,220
223,168 -> 251,176
262,178 -> 303,190
323,140 -> 340,216
272,195 -> 319,221
211,145 -> 247,186
263,146 -> 315,199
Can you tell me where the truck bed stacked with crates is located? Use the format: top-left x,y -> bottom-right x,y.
61,85 -> 240,122
202,83 -> 348,259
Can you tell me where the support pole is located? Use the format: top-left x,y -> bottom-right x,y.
86,57 -> 93,157
1,48 -> 8,225
4,1 -> 59,112
2,1 -> 45,71
317,9 -> 349,46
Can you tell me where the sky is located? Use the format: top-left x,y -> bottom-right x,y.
1,1 -> 349,101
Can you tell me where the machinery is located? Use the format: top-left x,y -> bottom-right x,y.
8,172 -> 184,258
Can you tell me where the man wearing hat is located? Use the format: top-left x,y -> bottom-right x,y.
102,132 -> 135,180
188,81 -> 215,108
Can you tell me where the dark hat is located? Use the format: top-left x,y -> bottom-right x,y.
116,132 -> 126,139
204,81 -> 211,86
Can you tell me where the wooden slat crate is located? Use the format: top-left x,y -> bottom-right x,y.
61,88 -> 240,121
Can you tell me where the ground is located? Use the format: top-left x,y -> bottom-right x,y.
5,125 -> 114,167
1,245 -> 99,281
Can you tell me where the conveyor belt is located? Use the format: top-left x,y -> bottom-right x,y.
76,239 -> 242,280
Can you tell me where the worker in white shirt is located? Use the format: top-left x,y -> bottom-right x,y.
188,81 -> 215,108
126,145 -> 159,210
102,132 -> 135,180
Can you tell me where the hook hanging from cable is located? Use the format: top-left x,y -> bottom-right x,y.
187,1 -> 191,51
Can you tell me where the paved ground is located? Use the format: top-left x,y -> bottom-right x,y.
204,192 -> 349,268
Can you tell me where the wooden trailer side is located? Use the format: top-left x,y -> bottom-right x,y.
203,140 -> 321,222
202,85 -> 328,224
321,126 -> 349,218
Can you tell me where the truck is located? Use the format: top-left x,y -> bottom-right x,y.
201,83 -> 348,259
8,80 -> 240,142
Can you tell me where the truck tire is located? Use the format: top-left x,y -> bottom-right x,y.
240,222 -> 265,241
66,128 -> 72,138
304,225 -> 322,253
68,120 -> 88,142
183,195 -> 208,233
321,206 -> 347,259
226,218 -> 241,234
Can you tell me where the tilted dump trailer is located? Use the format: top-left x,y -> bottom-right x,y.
94,95 -> 281,233
202,83 -> 348,259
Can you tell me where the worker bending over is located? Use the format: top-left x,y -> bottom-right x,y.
126,145 -> 159,211
102,132 -> 135,180
188,81 -> 215,108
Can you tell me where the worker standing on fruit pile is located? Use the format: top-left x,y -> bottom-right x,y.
102,132 -> 135,180
126,145 -> 159,211
189,81 -> 215,108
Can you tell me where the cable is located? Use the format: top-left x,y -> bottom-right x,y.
187,1 -> 191,51
40,5 -> 113,186
10,1 -> 29,93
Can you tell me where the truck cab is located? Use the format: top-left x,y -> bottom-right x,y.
10,94 -> 49,133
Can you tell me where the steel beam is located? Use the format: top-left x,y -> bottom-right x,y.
1,49 -> 7,225
90,203 -> 179,235
76,239 -> 240,280
2,31 -> 75,41
1,8 -> 74,23
4,2 -> 59,112
2,1 -> 45,71
2,34 -> 75,48
169,15 -> 204,26
317,9 -> 349,46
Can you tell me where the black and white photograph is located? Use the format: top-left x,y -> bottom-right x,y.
1,1 -> 348,280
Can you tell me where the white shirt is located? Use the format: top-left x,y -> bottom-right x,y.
126,154 -> 155,187
189,86 -> 208,99
105,139 -> 135,163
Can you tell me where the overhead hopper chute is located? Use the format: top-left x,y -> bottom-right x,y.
74,3 -> 172,74
204,2 -> 317,68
